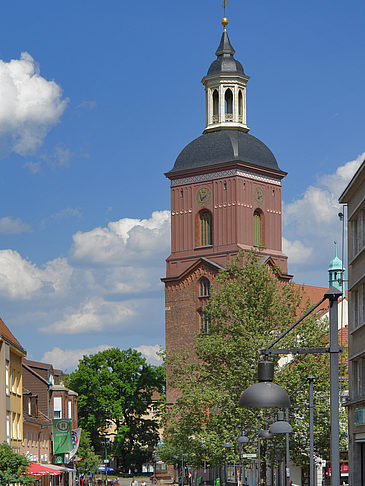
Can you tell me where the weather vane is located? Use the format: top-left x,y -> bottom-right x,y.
222,0 -> 229,27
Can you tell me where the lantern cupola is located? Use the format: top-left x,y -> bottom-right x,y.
202,18 -> 250,133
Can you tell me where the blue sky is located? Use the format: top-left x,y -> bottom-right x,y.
0,0 -> 363,370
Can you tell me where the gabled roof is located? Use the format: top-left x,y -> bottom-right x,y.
22,362 -> 50,386
161,257 -> 225,283
259,255 -> 292,281
24,358 -> 53,371
0,317 -> 26,355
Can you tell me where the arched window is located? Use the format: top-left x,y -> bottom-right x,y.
238,90 -> 243,122
200,278 -> 210,297
200,210 -> 213,246
225,88 -> 233,121
212,89 -> 219,123
200,311 -> 210,334
253,209 -> 264,246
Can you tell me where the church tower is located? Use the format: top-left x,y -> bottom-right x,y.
163,19 -> 290,404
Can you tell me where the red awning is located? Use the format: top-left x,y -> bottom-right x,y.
28,463 -> 62,477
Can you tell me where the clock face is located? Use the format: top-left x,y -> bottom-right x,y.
254,186 -> 264,205
196,187 -> 212,206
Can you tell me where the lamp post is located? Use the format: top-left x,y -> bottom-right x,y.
223,439 -> 233,486
237,430 -> 249,486
269,411 -> 292,486
101,439 -> 110,486
238,287 -> 342,486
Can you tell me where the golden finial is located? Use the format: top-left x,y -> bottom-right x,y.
221,0 -> 228,27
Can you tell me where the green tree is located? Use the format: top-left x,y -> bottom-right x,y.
68,347 -> 165,471
0,442 -> 33,485
161,251 -> 346,472
76,431 -> 100,475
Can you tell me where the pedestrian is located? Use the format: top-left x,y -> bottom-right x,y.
131,478 -> 138,486
141,480 -> 147,486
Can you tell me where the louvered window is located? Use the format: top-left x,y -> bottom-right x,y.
200,211 -> 212,246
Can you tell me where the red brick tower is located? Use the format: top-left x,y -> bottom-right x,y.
163,21 -> 290,404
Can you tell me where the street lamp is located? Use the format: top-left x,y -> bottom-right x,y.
258,424 -> 274,439
238,287 -> 342,486
238,361 -> 290,409
223,439 -> 233,486
101,439 -> 111,486
269,411 -> 292,434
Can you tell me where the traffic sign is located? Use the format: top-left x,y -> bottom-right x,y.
241,454 -> 257,459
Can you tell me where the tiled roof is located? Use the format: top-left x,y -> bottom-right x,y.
0,317 -> 26,354
23,358 -> 53,370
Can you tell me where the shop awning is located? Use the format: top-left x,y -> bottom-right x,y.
46,464 -> 74,473
28,463 -> 62,477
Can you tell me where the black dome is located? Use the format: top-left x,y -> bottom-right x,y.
207,56 -> 244,76
170,129 -> 280,173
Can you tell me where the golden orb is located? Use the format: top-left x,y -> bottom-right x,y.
221,17 -> 229,27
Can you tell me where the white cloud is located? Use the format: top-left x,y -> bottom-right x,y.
284,152 -> 364,238
71,210 -> 170,265
135,344 -> 164,366
41,207 -> 82,227
76,100 -> 96,110
0,216 -> 32,234
0,52 -> 68,155
40,296 -> 135,334
40,145 -> 73,168
22,161 -> 41,174
283,152 -> 364,277
0,250 -> 43,299
40,344 -> 112,372
0,250 -> 72,299
282,238 -> 313,264
0,211 -> 167,341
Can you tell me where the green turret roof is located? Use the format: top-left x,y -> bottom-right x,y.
328,242 -> 343,271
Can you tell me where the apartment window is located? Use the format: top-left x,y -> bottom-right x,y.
68,400 -> 72,419
11,369 -> 15,393
353,358 -> 365,399
361,358 -> 365,397
6,412 -> 10,444
17,414 -> 20,440
28,398 -> 31,415
17,372 -> 21,395
54,396 -> 62,418
353,289 -> 359,330
352,217 -> 358,257
5,361 -> 9,396
353,360 -> 359,398
12,413 -> 16,439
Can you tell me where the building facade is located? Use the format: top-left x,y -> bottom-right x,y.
0,317 -> 26,452
339,160 -> 365,485
22,358 -> 78,464
163,20 -> 291,404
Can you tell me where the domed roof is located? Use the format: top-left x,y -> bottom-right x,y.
169,129 -> 281,173
328,255 -> 343,271
207,29 -> 245,76
328,243 -> 343,271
